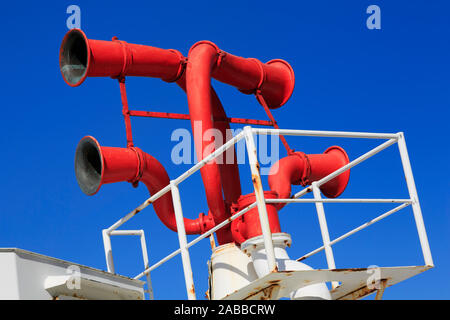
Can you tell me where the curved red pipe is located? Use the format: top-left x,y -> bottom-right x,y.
59,29 -> 185,87
268,153 -> 306,210
185,42 -> 233,244
62,30 -> 296,244
211,51 -> 295,109
79,137 -> 215,234
268,148 -> 351,210
137,149 -> 215,234
176,76 -> 242,211
185,41 -> 296,244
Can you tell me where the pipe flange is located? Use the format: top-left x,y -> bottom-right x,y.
128,147 -> 145,187
238,58 -> 266,95
241,232 -> 291,256
111,38 -> 133,79
163,49 -> 187,83
290,151 -> 312,186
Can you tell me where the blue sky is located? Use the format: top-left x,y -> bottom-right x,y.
0,0 -> 448,299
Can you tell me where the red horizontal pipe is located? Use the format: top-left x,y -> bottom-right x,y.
60,30 -> 295,109
268,147 -> 351,210
129,110 -> 191,120
77,136 -> 214,234
128,110 -> 273,126
62,30 -> 298,245
185,41 -> 296,243
60,29 -> 185,87
190,41 -> 295,109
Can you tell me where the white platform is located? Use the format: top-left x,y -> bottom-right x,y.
223,265 -> 432,300
0,248 -> 145,300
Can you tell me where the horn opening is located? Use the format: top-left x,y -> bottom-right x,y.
59,29 -> 90,87
75,136 -> 103,196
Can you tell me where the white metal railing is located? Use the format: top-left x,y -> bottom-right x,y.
101,126 -> 433,300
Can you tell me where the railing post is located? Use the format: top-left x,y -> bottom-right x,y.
170,181 -> 197,300
139,231 -> 154,300
312,182 -> 339,289
397,133 -> 433,267
243,126 -> 277,273
102,229 -> 115,273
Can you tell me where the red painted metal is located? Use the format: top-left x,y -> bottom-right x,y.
231,191 -> 282,244
185,43 -> 232,244
129,110 -> 191,121
255,90 -> 294,155
185,41 -> 297,244
128,110 -> 273,126
187,41 -> 295,109
229,147 -> 350,243
60,30 -> 242,244
59,29 -> 185,87
61,29 -> 351,247
118,78 -> 134,148
268,147 -> 351,210
176,74 -> 241,244
75,136 -> 215,234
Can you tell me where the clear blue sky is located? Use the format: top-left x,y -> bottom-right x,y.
0,0 -> 448,299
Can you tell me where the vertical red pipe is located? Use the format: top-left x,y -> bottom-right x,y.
176,76 -> 242,216
185,41 -> 295,244
185,43 -> 234,244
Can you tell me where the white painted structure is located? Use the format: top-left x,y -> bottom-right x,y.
0,248 -> 144,300
241,233 -> 331,300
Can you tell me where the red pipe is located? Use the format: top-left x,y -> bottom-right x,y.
176,76 -> 242,244
75,136 -> 215,234
59,29 -> 185,86
231,191 -> 282,244
185,41 -> 295,244
60,30 -> 295,109
268,147 -> 351,210
210,48 -> 295,109
185,44 -> 232,244
176,76 -> 242,209
126,110 -> 273,126
61,30 -> 243,242
61,30 -> 299,246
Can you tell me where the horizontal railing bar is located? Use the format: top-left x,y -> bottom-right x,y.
297,202 -> 411,261
315,138 -> 398,188
291,186 -> 313,199
253,128 -> 399,139
134,202 -> 258,280
109,230 -> 143,236
266,198 -> 413,204
106,185 -> 171,232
